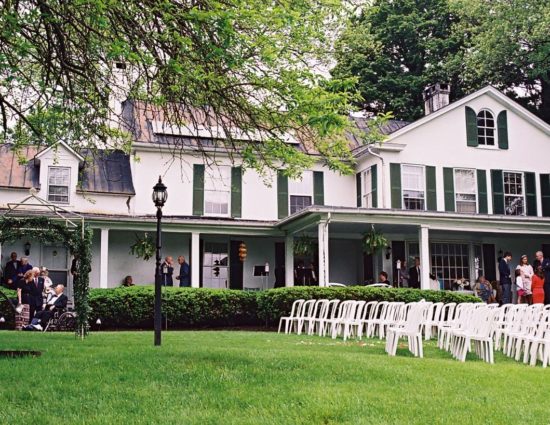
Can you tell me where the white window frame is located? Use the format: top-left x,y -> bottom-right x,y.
288,171 -> 313,215
401,164 -> 426,211
503,170 -> 525,216
476,109 -> 497,147
47,166 -> 71,204
362,167 -> 373,208
454,168 -> 477,214
203,166 -> 231,217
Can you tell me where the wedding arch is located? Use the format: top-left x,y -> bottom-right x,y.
0,192 -> 92,337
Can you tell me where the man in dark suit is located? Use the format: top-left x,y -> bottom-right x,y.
499,251 -> 513,304
24,284 -> 68,331
3,252 -> 20,288
176,255 -> 191,287
533,251 -> 550,304
408,257 -> 421,289
28,267 -> 45,319
162,256 -> 174,286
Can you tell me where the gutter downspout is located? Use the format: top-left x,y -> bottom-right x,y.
366,145 -> 386,208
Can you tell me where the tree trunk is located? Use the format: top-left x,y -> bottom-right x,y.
540,76 -> 550,125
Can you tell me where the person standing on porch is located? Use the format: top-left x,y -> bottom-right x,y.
499,252 -> 513,304
533,251 -> 550,304
517,255 -> 533,305
3,252 -> 20,288
176,256 -> 191,287
162,256 -> 174,286
399,260 -> 410,288
408,257 -> 421,289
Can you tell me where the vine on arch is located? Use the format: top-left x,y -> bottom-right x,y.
0,216 -> 92,337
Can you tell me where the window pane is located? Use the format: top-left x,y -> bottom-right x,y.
476,110 -> 495,146
503,172 -> 524,216
402,165 -> 424,210
288,171 -> 313,196
290,195 -> 312,214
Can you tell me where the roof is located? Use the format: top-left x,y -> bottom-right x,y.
34,140 -> 84,161
0,145 -> 40,189
0,144 -> 135,195
80,150 -> 135,195
347,117 -> 410,150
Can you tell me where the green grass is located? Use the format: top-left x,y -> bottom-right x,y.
0,331 -> 548,425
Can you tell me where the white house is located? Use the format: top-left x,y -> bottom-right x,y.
1,84 -> 550,295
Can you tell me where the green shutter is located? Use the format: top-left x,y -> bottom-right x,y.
443,168 -> 455,212
540,174 -> 550,217
426,166 -> 437,211
192,164 -> 205,216
525,172 -> 537,216
371,164 -> 378,208
477,169 -> 488,214
356,173 -> 362,207
465,106 -> 478,147
277,170 -> 288,219
231,167 -> 242,218
497,110 -> 509,150
390,163 -> 402,209
313,171 -> 324,205
491,169 -> 504,215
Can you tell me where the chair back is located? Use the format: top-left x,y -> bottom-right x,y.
289,299 -> 305,319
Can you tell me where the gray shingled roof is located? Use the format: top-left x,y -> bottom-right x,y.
347,116 -> 410,150
0,144 -> 135,196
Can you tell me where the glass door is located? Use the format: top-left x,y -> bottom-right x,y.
202,242 -> 229,289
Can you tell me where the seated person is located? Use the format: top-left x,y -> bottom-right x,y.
378,271 -> 390,284
476,276 -> 495,303
429,273 -> 440,290
122,275 -> 135,287
23,284 -> 67,331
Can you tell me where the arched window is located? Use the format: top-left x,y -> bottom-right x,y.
476,110 -> 495,146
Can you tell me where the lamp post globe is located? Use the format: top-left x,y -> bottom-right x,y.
152,176 -> 167,346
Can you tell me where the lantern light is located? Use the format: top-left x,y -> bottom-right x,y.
238,242 -> 247,262
152,176 -> 168,208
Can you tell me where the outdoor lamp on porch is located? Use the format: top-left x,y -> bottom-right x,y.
152,176 -> 167,347
24,241 -> 31,256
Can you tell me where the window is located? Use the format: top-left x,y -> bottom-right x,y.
289,171 -> 313,214
431,243 -> 470,290
454,168 -> 477,213
402,164 -> 425,210
204,166 -> 231,215
202,242 -> 228,289
477,110 -> 495,146
48,167 -> 70,203
503,171 -> 525,216
362,168 -> 373,207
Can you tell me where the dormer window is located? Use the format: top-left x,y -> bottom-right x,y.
476,110 -> 495,146
48,166 -> 70,204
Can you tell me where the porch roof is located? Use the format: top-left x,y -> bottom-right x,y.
278,206 -> 550,236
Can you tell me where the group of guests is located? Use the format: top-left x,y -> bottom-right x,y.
1,251 -> 68,330
159,255 -> 191,287
499,250 -> 549,305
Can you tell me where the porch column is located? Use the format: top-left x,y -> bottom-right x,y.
285,235 -> 294,287
418,225 -> 430,290
318,220 -> 330,287
191,232 -> 200,288
100,228 -> 109,289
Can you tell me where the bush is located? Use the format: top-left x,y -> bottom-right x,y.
1,285 -> 480,330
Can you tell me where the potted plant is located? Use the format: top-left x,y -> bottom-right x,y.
129,233 -> 155,261
362,226 -> 388,255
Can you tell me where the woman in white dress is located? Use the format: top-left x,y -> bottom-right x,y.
516,255 -> 534,304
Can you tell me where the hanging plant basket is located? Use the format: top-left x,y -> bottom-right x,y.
293,234 -> 316,257
362,226 -> 388,255
129,232 -> 155,261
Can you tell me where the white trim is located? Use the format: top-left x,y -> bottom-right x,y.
35,141 -> 85,162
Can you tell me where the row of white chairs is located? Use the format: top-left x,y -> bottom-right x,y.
278,298 -> 550,366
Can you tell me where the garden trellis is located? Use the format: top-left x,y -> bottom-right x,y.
0,191 -> 92,337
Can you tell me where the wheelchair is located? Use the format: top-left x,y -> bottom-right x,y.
43,308 -> 77,332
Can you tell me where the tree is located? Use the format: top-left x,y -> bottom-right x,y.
452,0 -> 550,123
332,0 -> 465,121
0,0 -> 361,177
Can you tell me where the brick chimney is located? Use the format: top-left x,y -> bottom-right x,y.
423,83 -> 450,115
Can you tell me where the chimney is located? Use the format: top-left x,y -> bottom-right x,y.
423,83 -> 450,115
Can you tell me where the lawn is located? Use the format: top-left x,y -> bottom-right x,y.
0,331 -> 548,425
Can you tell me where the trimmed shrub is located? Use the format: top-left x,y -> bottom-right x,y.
1,285 -> 480,330
0,288 -> 17,327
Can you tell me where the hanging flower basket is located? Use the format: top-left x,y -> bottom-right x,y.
129,233 -> 155,261
362,226 -> 388,255
293,234 -> 316,257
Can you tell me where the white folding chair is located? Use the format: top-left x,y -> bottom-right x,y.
278,299 -> 305,334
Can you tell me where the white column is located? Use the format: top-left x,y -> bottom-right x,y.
318,220 -> 330,287
191,232 -> 200,288
418,225 -> 430,290
285,235 -> 294,287
99,228 -> 109,289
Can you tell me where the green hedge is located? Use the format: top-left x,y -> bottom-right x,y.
0,288 -> 17,328
0,286 -> 480,330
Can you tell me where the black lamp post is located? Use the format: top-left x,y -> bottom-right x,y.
152,176 -> 167,346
